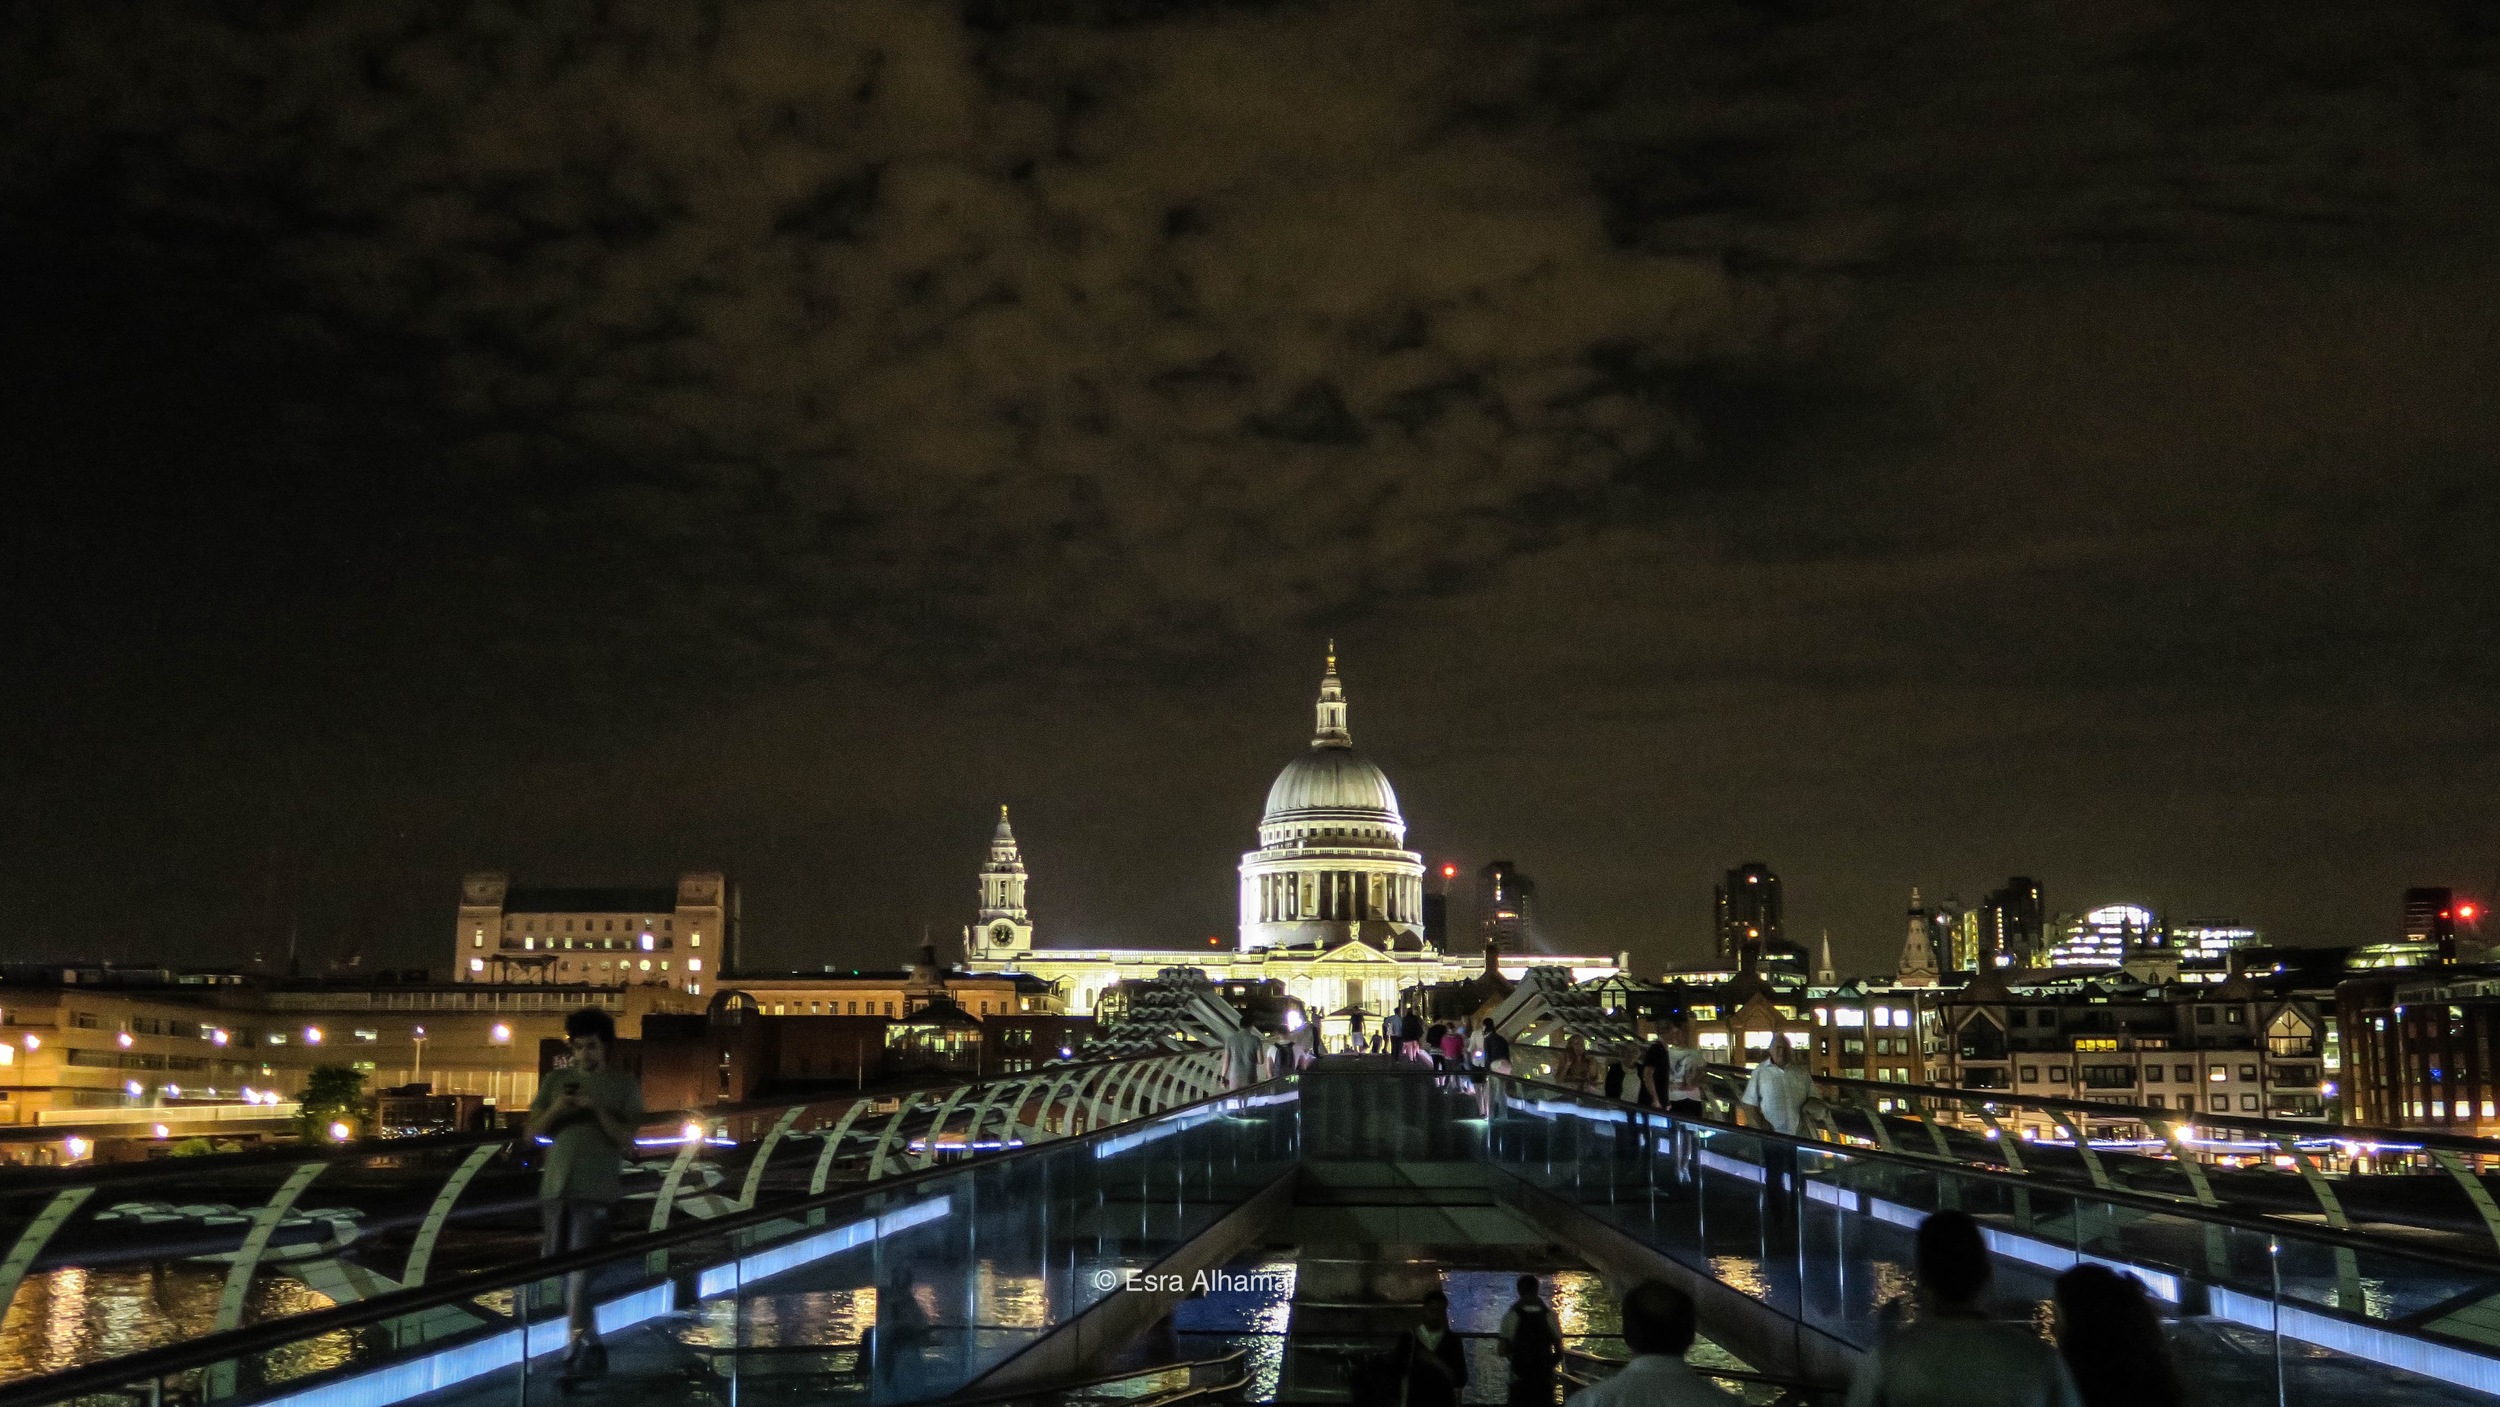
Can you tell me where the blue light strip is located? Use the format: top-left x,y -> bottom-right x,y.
1696,1150 -> 1765,1184
693,1195 -> 951,1299
2209,1287 -> 2500,1396
250,1283 -> 677,1407
1804,1181 -> 1859,1212
1093,1103 -> 1225,1158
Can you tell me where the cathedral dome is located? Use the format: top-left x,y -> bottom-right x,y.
1264,747 -> 1402,824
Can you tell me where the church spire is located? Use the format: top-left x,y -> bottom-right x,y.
1817,930 -> 1836,986
1312,642 -> 1351,748
966,803 -> 1033,961
1896,886 -> 1940,987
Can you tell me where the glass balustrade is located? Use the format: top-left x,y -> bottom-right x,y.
1486,1074 -> 2500,1406
0,1061 -> 1283,1407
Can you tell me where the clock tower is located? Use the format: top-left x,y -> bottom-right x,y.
965,806 -> 1034,962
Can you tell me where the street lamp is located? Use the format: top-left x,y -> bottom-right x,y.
412,1025 -> 428,1084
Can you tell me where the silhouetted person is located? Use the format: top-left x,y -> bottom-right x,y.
1389,1287 -> 1469,1407
2055,1265 -> 2184,1407
1498,1274 -> 1562,1407
1844,1211 -> 2082,1407
1564,1281 -> 1734,1406
1636,1031 -> 1669,1109
1603,1060 -> 1627,1101
1224,1021 -> 1265,1088
524,1007 -> 643,1381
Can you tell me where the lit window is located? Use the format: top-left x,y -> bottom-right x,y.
687,959 -> 701,972
640,934 -> 654,952
691,931 -> 701,947
472,930 -> 483,948
2208,1067 -> 2227,1082
470,958 -> 484,972
638,959 -> 651,971
353,1029 -> 378,1042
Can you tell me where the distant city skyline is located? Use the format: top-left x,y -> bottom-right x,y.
8,3 -> 2498,986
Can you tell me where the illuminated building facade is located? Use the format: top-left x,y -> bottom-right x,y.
2047,902 -> 2160,968
1980,877 -> 2045,968
1933,971 -> 2333,1133
0,964 -> 674,1142
1806,985 -> 1938,1085
2168,918 -> 2262,979
453,872 -> 726,996
1715,862 -> 1784,967
966,652 -> 1620,1037
2339,972 -> 2500,1131
1478,862 -> 1536,952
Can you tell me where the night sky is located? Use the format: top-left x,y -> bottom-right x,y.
6,1 -> 2498,977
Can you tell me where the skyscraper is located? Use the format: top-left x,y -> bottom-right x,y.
1927,891 -> 1966,971
1979,877 -> 2045,969
2405,887 -> 2458,945
1715,862 -> 1782,965
2404,887 -> 2459,965
1425,862 -> 1456,950
1478,861 -> 1535,952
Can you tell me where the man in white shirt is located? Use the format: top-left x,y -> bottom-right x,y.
1738,1035 -> 1814,1136
1844,1211 -> 2082,1407
1565,1282 -> 1737,1407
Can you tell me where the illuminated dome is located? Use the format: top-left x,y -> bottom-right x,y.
1264,749 -> 1402,828
1237,648 -> 1426,953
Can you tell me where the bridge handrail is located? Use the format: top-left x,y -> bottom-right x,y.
1489,1068 -> 2500,1276
0,1067 -> 1291,1407
1504,1037 -> 2490,1157
1709,1062 -> 2478,1158
0,1049 -> 1182,1187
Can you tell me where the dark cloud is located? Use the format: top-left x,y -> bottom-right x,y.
4,0 -> 2499,970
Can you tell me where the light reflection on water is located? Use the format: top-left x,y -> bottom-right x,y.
1170,1255 -> 1295,1401
0,1266 -> 353,1385
682,1287 -> 878,1348
974,1266 -> 1048,1330
1439,1270 -> 1616,1339
1706,1256 -> 1771,1301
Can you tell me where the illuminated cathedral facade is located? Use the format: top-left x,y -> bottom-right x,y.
963,650 -> 1619,1036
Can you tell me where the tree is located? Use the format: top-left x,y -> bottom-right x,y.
297,1064 -> 367,1141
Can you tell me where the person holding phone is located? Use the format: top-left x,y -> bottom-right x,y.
525,1007 -> 644,1381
